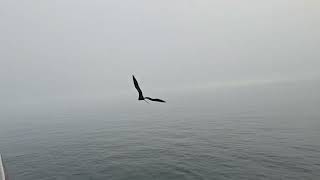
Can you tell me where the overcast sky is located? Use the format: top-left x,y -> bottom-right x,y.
1,0 -> 320,106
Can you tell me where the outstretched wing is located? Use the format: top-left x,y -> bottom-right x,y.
132,75 -> 144,100
145,97 -> 166,103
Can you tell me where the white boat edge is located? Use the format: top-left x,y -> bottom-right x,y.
0,154 -> 6,180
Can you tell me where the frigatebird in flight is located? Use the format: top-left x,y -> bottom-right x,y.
132,75 -> 166,103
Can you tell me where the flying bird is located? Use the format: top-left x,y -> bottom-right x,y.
132,75 -> 166,103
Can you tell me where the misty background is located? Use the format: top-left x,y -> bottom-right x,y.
1,0 -> 320,111
1,1 -> 320,179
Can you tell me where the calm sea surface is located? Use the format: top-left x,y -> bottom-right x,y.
1,80 -> 320,179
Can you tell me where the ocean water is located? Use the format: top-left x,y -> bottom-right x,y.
1,80 -> 320,180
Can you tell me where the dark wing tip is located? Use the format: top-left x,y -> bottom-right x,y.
145,97 -> 166,103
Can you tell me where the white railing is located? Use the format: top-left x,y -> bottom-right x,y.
0,154 -> 6,180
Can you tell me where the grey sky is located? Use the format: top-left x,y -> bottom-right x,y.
1,0 -> 320,105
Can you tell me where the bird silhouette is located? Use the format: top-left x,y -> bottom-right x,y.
132,75 -> 166,103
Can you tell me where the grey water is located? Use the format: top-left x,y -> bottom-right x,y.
1,80 -> 320,180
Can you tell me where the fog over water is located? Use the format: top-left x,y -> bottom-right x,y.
1,0 -> 320,179
1,80 -> 320,179
1,0 -> 320,106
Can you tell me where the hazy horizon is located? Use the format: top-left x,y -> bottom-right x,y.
1,0 -> 320,108
1,1 -> 320,179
